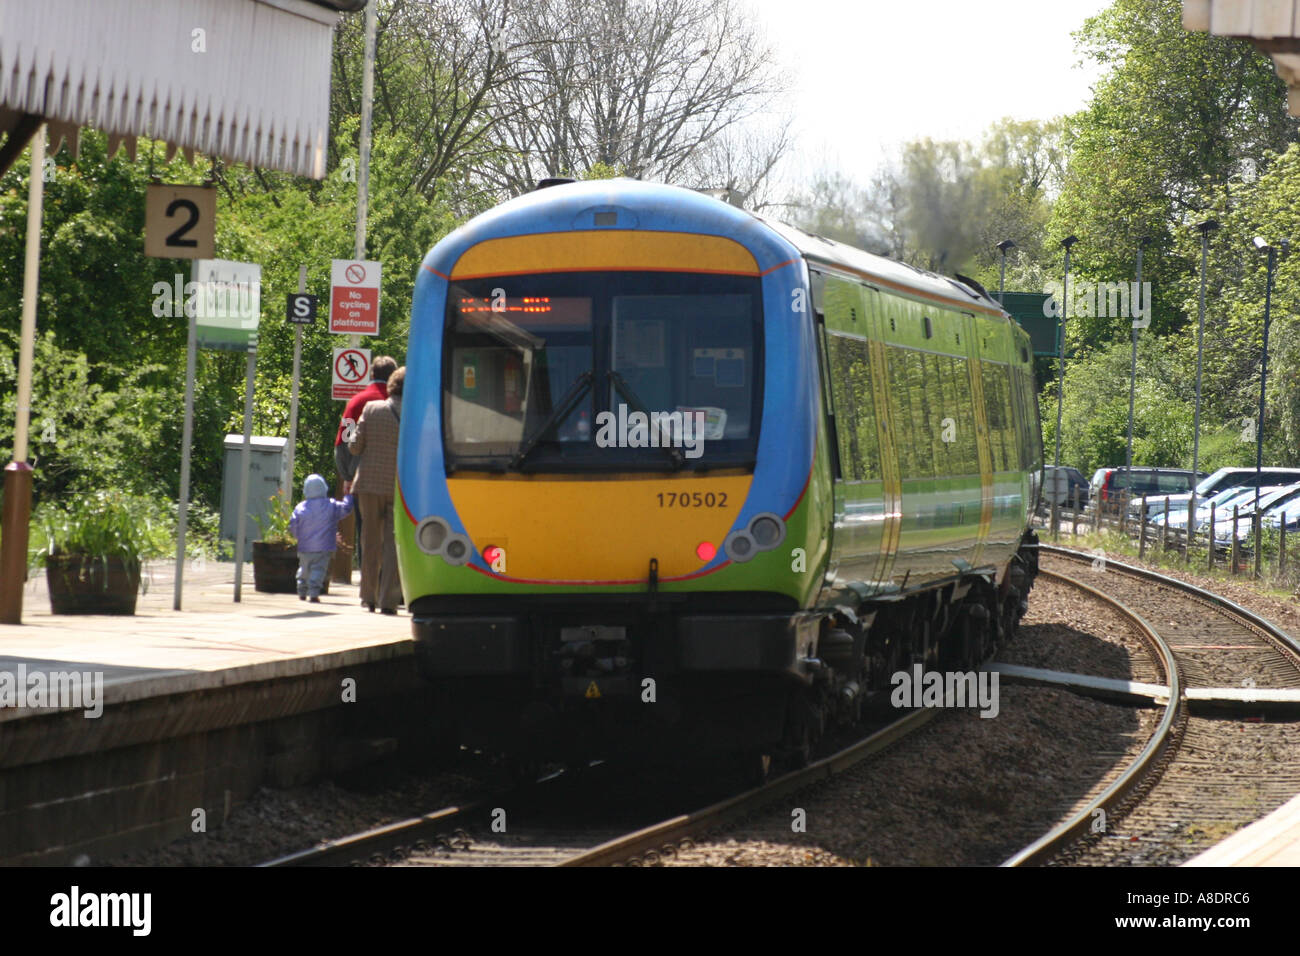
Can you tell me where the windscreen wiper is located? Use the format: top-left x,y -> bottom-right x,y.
607,369 -> 684,470
511,370 -> 594,470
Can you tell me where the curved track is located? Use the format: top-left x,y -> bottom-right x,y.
1004,545 -> 1300,866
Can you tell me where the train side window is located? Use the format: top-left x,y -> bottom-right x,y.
942,356 -> 978,476
981,363 -> 1014,473
888,346 -> 934,480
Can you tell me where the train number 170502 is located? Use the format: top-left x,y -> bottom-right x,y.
657,492 -> 728,508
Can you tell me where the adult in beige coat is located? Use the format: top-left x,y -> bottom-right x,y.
349,367 -> 404,613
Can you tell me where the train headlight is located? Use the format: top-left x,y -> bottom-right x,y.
723,530 -> 757,563
415,517 -> 450,555
748,513 -> 786,550
442,534 -> 472,566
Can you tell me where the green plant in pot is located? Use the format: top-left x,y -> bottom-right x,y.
31,491 -> 171,615
252,492 -> 321,594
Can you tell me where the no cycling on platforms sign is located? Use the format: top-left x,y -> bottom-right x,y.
329,259 -> 381,335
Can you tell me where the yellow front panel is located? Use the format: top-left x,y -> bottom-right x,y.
450,231 -> 760,279
448,473 -> 754,582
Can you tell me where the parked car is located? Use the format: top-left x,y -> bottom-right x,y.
1042,466 -> 1090,511
1155,484 -> 1252,531
1133,466 -> 1300,522
1091,467 -> 1203,515
1211,482 -> 1300,545
1263,496 -> 1300,532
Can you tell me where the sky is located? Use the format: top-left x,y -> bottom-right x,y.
744,0 -> 1115,185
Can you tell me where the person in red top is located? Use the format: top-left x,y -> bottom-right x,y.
335,355 -> 397,480
335,355 -> 397,576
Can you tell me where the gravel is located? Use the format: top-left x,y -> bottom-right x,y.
108,761 -> 496,867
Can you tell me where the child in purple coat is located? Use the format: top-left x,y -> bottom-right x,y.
288,474 -> 355,602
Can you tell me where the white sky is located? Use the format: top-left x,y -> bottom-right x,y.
745,0 -> 1115,185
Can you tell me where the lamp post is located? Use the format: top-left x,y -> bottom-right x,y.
1252,236 -> 1289,519
1124,237 -> 1150,509
1055,235 -> 1078,470
1191,220 -> 1218,502
997,239 -> 1016,306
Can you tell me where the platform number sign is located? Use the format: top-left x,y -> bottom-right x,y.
145,185 -> 216,259
287,293 -> 318,325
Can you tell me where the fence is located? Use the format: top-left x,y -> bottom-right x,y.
1040,491 -> 1298,586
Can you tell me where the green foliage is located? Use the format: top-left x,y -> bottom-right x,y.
794,117 -> 1063,282
0,329 -> 172,501
29,490 -> 172,570
1040,335 -> 1196,475
254,493 -> 295,545
1049,0 -> 1298,350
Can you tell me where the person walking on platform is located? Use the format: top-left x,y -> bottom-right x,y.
349,367 -> 404,614
334,355 -> 397,563
288,474 -> 355,602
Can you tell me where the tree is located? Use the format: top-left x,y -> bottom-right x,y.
484,0 -> 787,194
1049,0 -> 1299,350
791,118 -> 1064,284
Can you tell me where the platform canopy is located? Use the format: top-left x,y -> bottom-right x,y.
1184,0 -> 1300,116
0,0 -> 366,177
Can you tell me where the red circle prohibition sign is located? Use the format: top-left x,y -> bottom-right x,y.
336,350 -> 368,383
345,263 -> 366,284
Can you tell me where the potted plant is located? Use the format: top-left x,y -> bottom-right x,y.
252,492 -> 327,594
31,491 -> 169,615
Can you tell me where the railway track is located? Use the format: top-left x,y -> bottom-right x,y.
262,710 -> 939,867
1004,545 -> 1300,866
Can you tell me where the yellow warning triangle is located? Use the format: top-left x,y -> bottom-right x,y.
584,681 -> 601,699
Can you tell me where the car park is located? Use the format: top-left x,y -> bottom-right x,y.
1135,466 -> 1300,522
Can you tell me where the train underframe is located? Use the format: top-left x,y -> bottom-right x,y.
412,530 -> 1040,773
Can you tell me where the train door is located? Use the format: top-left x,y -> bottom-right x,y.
816,274 -> 891,596
862,286 -> 902,585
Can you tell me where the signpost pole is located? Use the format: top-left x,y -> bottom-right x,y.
285,265 -> 306,499
0,124 -> 45,626
233,347 -> 257,602
174,299 -> 198,610
351,0 -> 377,355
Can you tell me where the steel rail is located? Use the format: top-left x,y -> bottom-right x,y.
561,707 -> 939,867
999,566 -> 1182,866
1039,543 -> 1300,659
261,710 -> 941,867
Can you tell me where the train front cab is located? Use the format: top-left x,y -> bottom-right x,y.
397,185 -> 829,759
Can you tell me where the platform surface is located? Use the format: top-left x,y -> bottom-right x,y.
0,558 -> 412,720
1185,791 -> 1300,867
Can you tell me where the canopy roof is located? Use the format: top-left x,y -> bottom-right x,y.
0,0 -> 357,176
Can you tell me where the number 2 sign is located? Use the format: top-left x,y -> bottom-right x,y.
145,184 -> 216,259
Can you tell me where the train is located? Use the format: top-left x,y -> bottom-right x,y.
396,178 -> 1041,772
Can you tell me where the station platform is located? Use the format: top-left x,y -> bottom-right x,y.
1,558 -> 411,716
0,559 -> 425,865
